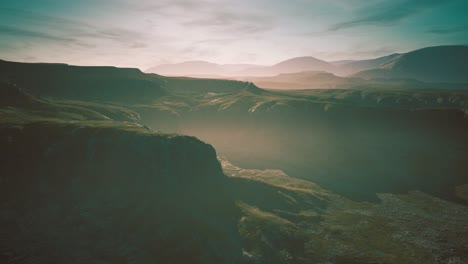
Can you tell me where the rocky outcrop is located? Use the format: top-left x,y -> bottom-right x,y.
0,121 -> 242,263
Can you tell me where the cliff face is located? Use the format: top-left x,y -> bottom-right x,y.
0,60 -> 166,103
0,122 -> 242,263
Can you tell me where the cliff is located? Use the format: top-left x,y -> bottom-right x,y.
0,120 -> 242,263
0,60 -> 166,103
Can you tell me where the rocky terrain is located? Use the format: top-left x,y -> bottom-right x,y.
1,60 -> 467,263
223,158 -> 468,264
0,84 -> 242,263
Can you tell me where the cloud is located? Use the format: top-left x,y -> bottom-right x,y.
0,8 -> 149,49
0,25 -> 77,43
144,0 -> 211,10
92,28 -> 146,45
0,8 -> 95,32
183,11 -> 275,35
130,0 -> 275,35
129,42 -> 148,49
132,0 -> 218,18
180,45 -> 220,58
194,38 -> 239,45
329,0 -> 449,31
1,0 -> 466,67
426,26 -> 465,35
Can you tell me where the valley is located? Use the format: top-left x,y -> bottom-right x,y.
1,55 -> 468,263
2,0 -> 467,260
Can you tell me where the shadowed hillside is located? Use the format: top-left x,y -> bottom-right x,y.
0,60 -> 166,102
354,46 -> 468,83
0,82 -> 243,264
335,53 -> 401,75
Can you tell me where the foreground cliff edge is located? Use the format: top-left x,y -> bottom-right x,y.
0,84 -> 243,263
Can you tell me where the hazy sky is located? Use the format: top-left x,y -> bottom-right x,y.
0,0 -> 467,69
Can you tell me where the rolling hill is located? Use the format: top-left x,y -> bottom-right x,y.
234,56 -> 337,77
354,45 -> 468,83
146,46 -> 468,84
336,53 -> 401,75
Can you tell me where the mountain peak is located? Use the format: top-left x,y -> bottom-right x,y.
274,56 -> 328,66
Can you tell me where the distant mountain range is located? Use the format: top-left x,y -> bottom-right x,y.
146,45 -> 468,85
235,56 -> 337,77
146,61 -> 260,77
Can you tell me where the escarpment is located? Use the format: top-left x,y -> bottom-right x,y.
0,121 -> 242,263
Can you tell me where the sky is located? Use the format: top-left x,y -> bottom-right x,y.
0,0 -> 467,69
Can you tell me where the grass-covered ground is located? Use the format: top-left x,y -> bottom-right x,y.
222,158 -> 468,264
